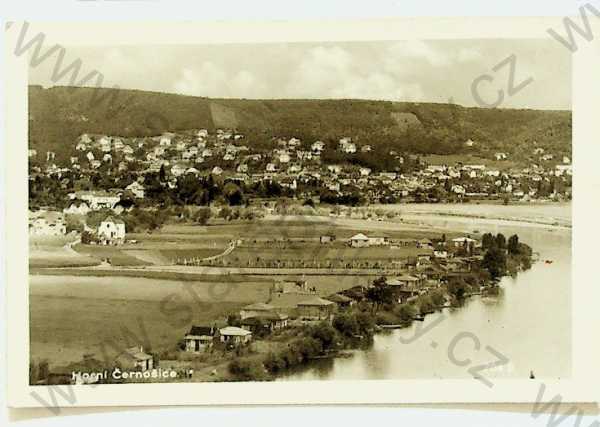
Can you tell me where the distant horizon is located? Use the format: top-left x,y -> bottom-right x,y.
29,84 -> 573,113
28,40 -> 571,111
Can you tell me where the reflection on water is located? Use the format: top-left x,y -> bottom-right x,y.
280,209 -> 572,381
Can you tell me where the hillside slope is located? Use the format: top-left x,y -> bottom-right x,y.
28,85 -> 571,162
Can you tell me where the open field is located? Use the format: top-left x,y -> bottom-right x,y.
34,216 -> 456,269
73,244 -> 152,266
29,295 -> 243,367
224,245 -> 431,264
29,272 -> 371,367
29,235 -> 100,268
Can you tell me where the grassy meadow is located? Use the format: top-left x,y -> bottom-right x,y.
29,215 -> 453,370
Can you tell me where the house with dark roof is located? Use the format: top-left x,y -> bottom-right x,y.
240,312 -> 289,334
327,293 -> 355,309
184,326 -> 216,352
297,296 -> 335,320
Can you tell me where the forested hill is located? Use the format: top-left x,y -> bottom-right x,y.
28,85 -> 571,162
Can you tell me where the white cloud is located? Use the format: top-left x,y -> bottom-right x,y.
285,45 -> 424,102
173,62 -> 226,96
230,70 -> 266,98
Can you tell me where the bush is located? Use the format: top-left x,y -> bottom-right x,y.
354,311 -> 375,334
395,304 -> 417,322
219,206 -> 232,220
447,277 -> 469,300
375,311 -> 398,325
332,313 -> 359,337
194,207 -> 211,225
263,352 -> 287,373
307,322 -> 339,350
430,289 -> 446,307
417,295 -> 434,314
228,358 -> 265,381
294,337 -> 323,359
227,313 -> 242,327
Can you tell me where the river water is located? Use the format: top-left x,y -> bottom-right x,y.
280,204 -> 572,381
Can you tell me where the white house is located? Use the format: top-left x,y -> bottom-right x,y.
159,134 -> 173,146
98,216 -> 126,244
452,237 -> 478,248
339,138 -> 357,153
278,152 -> 291,163
433,250 -> 449,259
126,181 -> 145,199
113,138 -> 124,151
63,201 -> 91,216
555,165 -> 572,176
311,141 -> 325,153
219,326 -> 252,345
75,191 -> 120,210
99,137 -> 111,152
349,233 -> 370,248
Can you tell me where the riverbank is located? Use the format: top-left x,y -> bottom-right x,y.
374,202 -> 572,229
29,203 -> 566,383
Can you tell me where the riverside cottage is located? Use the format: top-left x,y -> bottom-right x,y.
115,346 -> 153,371
219,326 -> 252,346
297,296 -> 335,320
327,293 -> 355,309
240,312 -> 289,333
184,326 -> 216,352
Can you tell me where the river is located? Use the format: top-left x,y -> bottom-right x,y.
280,203 -> 572,381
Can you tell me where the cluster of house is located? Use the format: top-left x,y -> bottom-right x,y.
29,210 -> 67,236
29,130 -> 572,205
180,232 -> 480,355
29,209 -> 126,245
62,187 -> 141,216
182,283 -> 349,355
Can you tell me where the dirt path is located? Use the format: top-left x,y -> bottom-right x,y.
200,240 -> 236,262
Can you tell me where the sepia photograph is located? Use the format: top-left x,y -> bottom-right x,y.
25,38 -> 573,384
4,18 -> 598,409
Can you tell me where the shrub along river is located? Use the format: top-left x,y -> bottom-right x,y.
279,204 -> 571,381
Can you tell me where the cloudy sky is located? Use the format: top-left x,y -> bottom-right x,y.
29,39 -> 571,110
